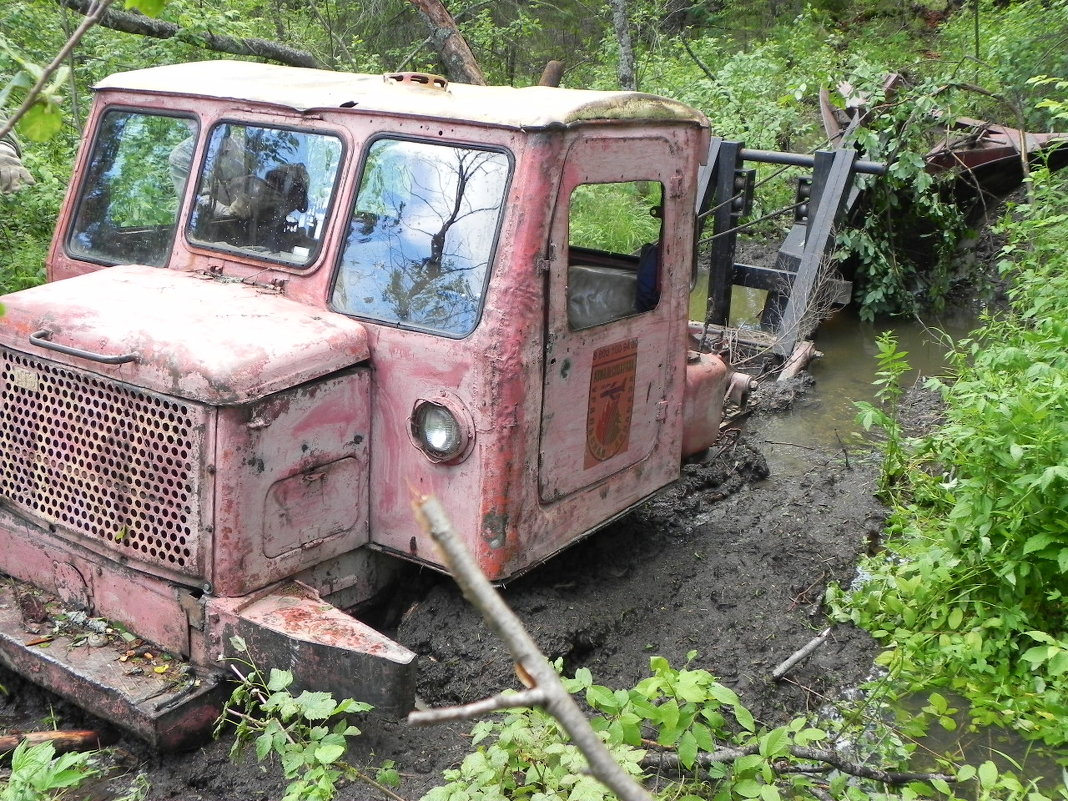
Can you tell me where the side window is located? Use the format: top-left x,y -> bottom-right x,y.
567,181 -> 664,330
67,111 -> 196,267
187,123 -> 342,267
331,138 -> 509,337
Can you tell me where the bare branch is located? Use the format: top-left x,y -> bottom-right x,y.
643,744 -> 957,785
411,495 -> 654,801
409,688 -> 548,725
55,0 -> 321,68
681,36 -> 716,84
772,626 -> 831,679
0,0 -> 116,143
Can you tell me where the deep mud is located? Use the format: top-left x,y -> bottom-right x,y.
0,377 -> 889,800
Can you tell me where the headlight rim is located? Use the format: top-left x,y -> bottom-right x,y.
410,396 -> 474,464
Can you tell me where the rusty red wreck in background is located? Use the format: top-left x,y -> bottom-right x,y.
0,62 -> 750,747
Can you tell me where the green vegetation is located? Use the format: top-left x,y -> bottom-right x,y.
422,655 -> 1067,800
0,740 -> 96,801
830,169 -> 1068,751
216,636 -> 401,801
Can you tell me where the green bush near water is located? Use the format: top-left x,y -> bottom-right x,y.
832,168 -> 1068,750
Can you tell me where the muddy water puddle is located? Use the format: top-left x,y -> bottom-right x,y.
718,286 -> 976,474
902,693 -> 1068,792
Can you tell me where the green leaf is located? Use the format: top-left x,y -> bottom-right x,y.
657,699 -> 680,730
587,684 -> 617,711
676,671 -> 707,703
1049,650 -> 1068,676
691,721 -> 714,751
795,727 -> 827,746
678,730 -> 699,769
295,690 -> 337,720
734,778 -> 763,798
734,704 -> 755,732
947,607 -> 963,629
978,760 -> 998,787
314,742 -> 346,765
18,101 -> 63,141
1023,533 -> 1056,555
758,727 -> 789,759
704,682 -> 741,707
255,732 -> 274,762
124,0 -> 168,15
267,669 -> 294,692
1022,645 -> 1051,666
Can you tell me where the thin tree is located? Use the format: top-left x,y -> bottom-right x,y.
608,0 -> 637,90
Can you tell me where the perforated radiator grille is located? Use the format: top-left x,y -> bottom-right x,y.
0,349 -> 206,577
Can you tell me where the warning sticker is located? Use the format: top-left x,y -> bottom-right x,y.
585,338 -> 638,467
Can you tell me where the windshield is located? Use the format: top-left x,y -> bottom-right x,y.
187,123 -> 343,268
330,138 -> 509,337
68,110 -> 196,267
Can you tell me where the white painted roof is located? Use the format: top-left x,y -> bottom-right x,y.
94,60 -> 709,130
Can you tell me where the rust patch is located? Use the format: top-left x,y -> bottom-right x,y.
481,511 -> 508,549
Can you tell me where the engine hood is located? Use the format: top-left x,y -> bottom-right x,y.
0,265 -> 370,404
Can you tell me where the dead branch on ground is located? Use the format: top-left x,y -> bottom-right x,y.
408,495 -> 654,801
772,626 -> 832,680
643,744 -> 956,785
0,729 -> 117,755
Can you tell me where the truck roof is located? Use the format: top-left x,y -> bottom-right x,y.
93,60 -> 709,130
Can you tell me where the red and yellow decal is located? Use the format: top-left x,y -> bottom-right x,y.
585,338 -> 637,467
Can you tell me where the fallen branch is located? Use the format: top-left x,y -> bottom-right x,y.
408,688 -> 547,725
778,341 -> 819,382
0,729 -> 117,755
642,744 -> 956,785
772,626 -> 832,680
409,495 -> 654,801
55,0 -> 320,68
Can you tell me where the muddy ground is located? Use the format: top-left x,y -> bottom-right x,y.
0,373 -> 892,800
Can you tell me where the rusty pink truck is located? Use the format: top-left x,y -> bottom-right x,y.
0,61 -> 744,748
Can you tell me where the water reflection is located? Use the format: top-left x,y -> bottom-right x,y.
694,284 -> 978,457
901,692 -> 1068,792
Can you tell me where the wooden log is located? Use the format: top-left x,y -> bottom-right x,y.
0,729 -> 117,755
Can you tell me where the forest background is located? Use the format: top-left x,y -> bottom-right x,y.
0,0 -> 1067,799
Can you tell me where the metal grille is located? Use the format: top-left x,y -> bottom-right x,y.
0,349 -> 205,577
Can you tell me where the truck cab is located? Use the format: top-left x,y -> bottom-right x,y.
0,61 -> 735,747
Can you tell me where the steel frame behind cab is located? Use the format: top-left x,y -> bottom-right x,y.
697,138 -> 886,358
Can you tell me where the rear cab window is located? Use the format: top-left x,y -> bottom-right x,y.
187,123 -> 343,268
330,137 -> 510,337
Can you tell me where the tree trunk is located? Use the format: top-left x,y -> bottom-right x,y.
55,0 -> 321,68
608,0 -> 636,90
406,0 -> 486,85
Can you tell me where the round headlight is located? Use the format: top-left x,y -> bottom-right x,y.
412,401 -> 466,461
